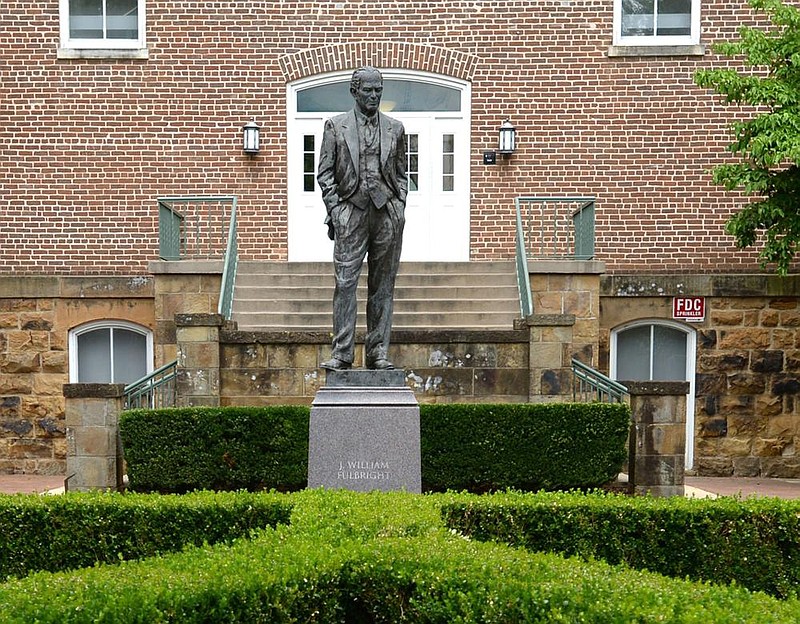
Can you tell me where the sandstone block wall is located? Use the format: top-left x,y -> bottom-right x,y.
601,274 -> 800,478
0,276 -> 153,475
219,330 -> 530,406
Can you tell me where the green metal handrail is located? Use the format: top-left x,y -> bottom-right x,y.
123,359 -> 178,409
514,198 -> 534,318
217,197 -> 238,320
571,358 -> 628,404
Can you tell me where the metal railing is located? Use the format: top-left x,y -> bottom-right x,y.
157,195 -> 237,261
515,200 -> 534,317
217,198 -> 238,319
515,196 -> 596,260
514,196 -> 596,319
571,358 -> 628,404
157,195 -> 238,320
124,359 -> 178,409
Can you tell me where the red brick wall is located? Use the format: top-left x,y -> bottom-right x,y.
1,0 -> 769,274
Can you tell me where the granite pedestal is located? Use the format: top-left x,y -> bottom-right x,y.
308,369 -> 421,493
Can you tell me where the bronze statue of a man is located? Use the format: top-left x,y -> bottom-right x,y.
317,66 -> 408,371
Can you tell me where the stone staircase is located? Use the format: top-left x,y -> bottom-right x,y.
231,261 -> 521,332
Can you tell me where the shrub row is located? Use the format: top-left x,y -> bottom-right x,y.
0,490 -> 795,623
0,490 -> 292,580
120,406 -> 310,493
442,490 -> 800,599
120,403 -> 630,493
420,402 -> 629,492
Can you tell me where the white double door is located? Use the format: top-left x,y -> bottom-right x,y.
288,114 -> 469,262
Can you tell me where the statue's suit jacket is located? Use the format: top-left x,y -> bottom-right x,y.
317,109 -> 408,223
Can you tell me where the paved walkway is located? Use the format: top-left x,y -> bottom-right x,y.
0,474 -> 799,499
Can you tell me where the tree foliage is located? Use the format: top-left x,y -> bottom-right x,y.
695,0 -> 800,273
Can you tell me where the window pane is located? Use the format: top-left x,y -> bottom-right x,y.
652,325 -> 687,381
69,0 -> 138,40
107,0 -> 139,39
77,328 -> 111,383
303,135 -> 315,192
112,328 -> 147,384
406,134 -> 419,192
297,80 -> 460,113
69,0 -> 104,38
442,134 -> 454,192
621,0 -> 655,37
616,325 -> 651,381
656,0 -> 691,35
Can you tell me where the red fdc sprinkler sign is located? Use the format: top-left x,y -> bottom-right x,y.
673,297 -> 705,322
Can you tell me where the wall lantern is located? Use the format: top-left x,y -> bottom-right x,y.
242,118 -> 260,155
498,118 -> 516,155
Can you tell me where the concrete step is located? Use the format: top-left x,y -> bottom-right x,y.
234,297 -> 519,314
236,261 -> 516,274
234,285 -> 519,302
232,311 -> 516,331
231,261 -> 521,331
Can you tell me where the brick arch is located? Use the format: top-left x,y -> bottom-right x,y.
278,42 -> 479,83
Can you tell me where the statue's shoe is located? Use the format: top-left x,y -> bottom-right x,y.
366,358 -> 395,370
320,357 -> 352,371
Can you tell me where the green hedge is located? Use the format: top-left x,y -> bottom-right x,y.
0,490 -> 795,623
120,406 -> 310,493
420,403 -> 629,492
0,490 -> 291,579
442,490 -> 800,599
121,403 -> 630,493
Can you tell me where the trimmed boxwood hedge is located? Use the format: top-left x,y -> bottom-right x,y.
420,402 -> 629,492
442,490 -> 800,599
0,490 -> 292,579
120,403 -> 630,493
120,406 -> 310,493
0,490 -> 796,623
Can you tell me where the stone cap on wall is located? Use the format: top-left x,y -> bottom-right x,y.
0,276 -> 153,299
175,313 -> 225,327
621,381 -> 690,396
63,383 -> 126,398
528,260 -> 606,275
602,273 -> 800,297
148,260 -> 224,274
520,314 -> 576,328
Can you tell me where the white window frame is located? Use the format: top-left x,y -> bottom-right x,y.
68,320 -> 153,384
612,0 -> 700,47
59,0 -> 147,58
610,319 -> 697,469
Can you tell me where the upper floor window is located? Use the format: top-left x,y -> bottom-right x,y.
59,0 -> 146,55
68,320 -> 152,385
613,0 -> 700,47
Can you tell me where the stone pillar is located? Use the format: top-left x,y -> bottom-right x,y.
524,313 -> 576,402
64,383 -> 125,492
525,260 -> 605,402
175,313 -> 223,407
626,381 -> 689,497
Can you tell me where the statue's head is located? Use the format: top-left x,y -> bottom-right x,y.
350,66 -> 383,117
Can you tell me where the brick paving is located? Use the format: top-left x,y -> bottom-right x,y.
0,475 -> 66,495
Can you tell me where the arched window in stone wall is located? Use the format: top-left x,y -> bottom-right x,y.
68,320 -> 153,385
610,319 -> 697,469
